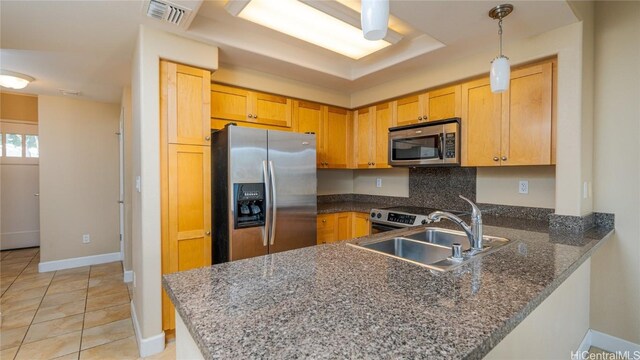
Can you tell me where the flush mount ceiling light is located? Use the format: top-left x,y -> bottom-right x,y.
0,70 -> 34,90
225,0 -> 392,60
488,4 -> 513,93
361,0 -> 389,41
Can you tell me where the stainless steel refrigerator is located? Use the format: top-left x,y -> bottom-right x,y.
211,125 -> 317,263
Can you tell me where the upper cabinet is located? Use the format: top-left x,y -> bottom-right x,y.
211,84 -> 292,129
462,60 -> 554,166
392,85 -> 461,127
166,63 -> 211,146
353,103 -> 392,168
293,100 -> 324,167
324,106 -> 352,169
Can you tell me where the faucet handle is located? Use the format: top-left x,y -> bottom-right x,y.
459,195 -> 482,219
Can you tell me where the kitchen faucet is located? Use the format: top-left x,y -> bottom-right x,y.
427,195 -> 483,251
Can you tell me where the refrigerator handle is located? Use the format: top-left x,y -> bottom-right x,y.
268,160 -> 277,246
262,160 -> 270,247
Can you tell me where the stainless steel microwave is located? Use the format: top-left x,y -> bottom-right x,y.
388,118 -> 460,167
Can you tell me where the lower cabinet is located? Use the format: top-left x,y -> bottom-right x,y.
317,212 -> 370,244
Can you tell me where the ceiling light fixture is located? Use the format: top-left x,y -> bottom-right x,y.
488,4 -> 513,93
361,0 -> 389,41
0,70 -> 34,90
225,0 -> 391,60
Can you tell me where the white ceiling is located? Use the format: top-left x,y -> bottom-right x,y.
0,0 -> 578,104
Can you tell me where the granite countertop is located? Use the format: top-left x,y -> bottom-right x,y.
163,217 -> 613,360
317,201 -> 380,214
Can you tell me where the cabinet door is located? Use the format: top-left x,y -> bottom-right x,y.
428,85 -> 461,121
501,63 -> 553,165
293,100 -> 324,166
354,107 -> 374,168
164,144 -> 211,330
317,214 -> 336,245
352,212 -> 371,238
325,107 -> 351,168
374,102 -> 392,168
394,94 -> 427,126
211,83 -> 250,122
461,77 -> 502,166
165,62 -> 211,145
252,92 -> 292,128
336,213 -> 352,241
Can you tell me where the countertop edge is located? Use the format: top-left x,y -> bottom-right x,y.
162,277 -> 216,360
465,228 -> 615,360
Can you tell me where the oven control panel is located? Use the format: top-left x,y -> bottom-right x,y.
369,209 -> 430,228
388,212 -> 416,225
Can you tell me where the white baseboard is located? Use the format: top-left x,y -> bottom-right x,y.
38,252 -> 122,273
123,270 -> 134,283
576,329 -> 640,358
131,300 -> 165,357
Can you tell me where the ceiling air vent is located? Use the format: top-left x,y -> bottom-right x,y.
145,0 -> 190,26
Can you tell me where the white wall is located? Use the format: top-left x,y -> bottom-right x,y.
131,26 -> 218,351
476,166 -> 556,209
122,87 -> 132,272
38,95 -> 120,262
590,1 -> 640,344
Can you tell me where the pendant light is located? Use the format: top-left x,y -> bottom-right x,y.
361,0 -> 389,41
488,4 -> 513,93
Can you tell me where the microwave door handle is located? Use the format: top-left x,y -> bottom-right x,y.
438,133 -> 444,160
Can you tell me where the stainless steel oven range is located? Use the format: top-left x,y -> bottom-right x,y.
369,206 -> 466,234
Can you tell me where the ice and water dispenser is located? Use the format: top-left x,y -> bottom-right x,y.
233,183 -> 266,229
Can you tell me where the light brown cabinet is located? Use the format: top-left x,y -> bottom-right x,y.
354,103 -> 392,169
293,100 -> 324,166
392,85 -> 461,127
462,60 -> 554,166
211,84 -> 292,129
324,106 -> 352,168
160,61 -> 212,332
316,212 -> 370,244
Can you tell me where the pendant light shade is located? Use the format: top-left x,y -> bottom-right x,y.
490,56 -> 510,93
361,0 -> 389,41
488,4 -> 513,93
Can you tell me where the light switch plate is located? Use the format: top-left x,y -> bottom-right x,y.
376,178 -> 382,188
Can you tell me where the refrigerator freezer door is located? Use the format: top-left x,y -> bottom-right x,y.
228,126 -> 269,261
267,130 -> 317,253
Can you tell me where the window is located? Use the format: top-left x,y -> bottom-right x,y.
25,135 -> 39,158
5,133 -> 22,157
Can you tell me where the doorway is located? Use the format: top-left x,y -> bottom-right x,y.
1,121 -> 40,250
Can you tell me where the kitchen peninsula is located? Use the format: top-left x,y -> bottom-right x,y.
163,214 -> 613,359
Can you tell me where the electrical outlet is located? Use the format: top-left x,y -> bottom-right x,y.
135,176 -> 141,193
82,234 -> 91,244
376,178 -> 382,188
583,181 -> 588,199
518,180 -> 529,194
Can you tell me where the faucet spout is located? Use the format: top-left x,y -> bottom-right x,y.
427,195 -> 484,251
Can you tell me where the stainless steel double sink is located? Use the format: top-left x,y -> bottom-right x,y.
348,228 -> 511,272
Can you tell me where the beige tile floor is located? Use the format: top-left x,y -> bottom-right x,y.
1,248 -> 176,360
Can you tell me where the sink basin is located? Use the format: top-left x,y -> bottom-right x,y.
363,237 -> 452,266
348,227 -> 512,272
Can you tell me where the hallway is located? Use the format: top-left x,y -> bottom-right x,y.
0,248 -> 174,360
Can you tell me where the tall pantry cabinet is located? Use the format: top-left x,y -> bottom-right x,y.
160,61 -> 212,332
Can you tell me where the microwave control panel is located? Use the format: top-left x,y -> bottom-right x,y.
444,133 -> 456,159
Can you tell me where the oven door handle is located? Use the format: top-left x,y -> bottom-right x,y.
438,133 -> 444,160
370,222 -> 403,233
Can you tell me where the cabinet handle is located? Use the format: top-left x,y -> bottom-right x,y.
368,162 -> 371,165
322,219 -> 326,223
205,231 -> 211,236
253,114 -> 258,119
423,115 -> 428,121
502,156 -> 507,161
248,114 -> 253,118
205,136 -> 211,141
372,162 -> 375,165
418,116 -> 422,120
493,157 -> 499,161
